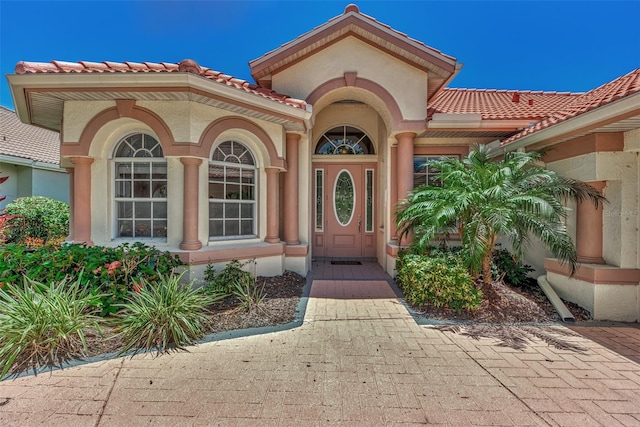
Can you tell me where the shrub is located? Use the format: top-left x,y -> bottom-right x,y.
115,272 -> 224,354
396,253 -> 482,312
491,247 -> 534,286
0,276 -> 104,380
0,242 -> 183,315
3,196 -> 69,243
204,259 -> 265,310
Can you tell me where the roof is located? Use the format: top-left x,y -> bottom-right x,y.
429,88 -> 583,121
0,106 -> 60,165
14,59 -> 308,110
502,68 -> 640,145
249,4 -> 459,99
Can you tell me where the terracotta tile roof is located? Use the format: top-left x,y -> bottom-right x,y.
429,88 -> 583,121
0,106 -> 60,165
502,68 -> 640,145
14,59 -> 308,110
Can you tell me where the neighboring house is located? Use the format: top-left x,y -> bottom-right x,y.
6,5 -> 640,320
0,106 -> 68,210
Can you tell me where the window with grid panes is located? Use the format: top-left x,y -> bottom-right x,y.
413,156 -> 449,188
209,141 -> 256,239
114,134 -> 167,238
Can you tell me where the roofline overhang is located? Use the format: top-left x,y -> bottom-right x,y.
0,154 -> 63,171
427,113 -> 535,130
494,91 -> 640,156
249,11 -> 457,81
7,72 -> 313,130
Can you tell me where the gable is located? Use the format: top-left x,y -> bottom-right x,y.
272,36 -> 429,122
251,4 -> 458,100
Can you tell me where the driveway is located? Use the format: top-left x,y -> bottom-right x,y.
1,263 -> 640,426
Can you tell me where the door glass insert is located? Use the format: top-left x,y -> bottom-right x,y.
366,169 -> 373,232
315,169 -> 323,231
334,170 -> 355,226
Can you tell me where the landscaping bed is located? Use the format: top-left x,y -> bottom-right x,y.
83,271 -> 306,359
405,277 -> 592,324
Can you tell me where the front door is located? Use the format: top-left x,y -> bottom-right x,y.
313,163 -> 376,258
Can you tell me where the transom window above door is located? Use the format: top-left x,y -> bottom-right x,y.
315,126 -> 374,155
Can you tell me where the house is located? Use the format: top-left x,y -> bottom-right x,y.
7,4 -> 640,320
0,106 -> 68,210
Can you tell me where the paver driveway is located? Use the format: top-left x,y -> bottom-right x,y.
1,266 -> 640,426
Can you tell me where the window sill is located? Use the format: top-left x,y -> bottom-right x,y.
174,240 -> 285,265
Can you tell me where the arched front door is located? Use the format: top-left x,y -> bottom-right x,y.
312,126 -> 376,259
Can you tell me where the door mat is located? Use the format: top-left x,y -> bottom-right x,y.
330,261 -> 362,265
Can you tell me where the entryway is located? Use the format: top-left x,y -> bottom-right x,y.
312,163 -> 377,259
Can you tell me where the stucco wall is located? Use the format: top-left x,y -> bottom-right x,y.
0,163 -> 69,210
31,168 -> 70,204
0,163 -> 18,209
272,37 -> 428,121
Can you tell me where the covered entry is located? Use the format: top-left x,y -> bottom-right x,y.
312,125 -> 377,258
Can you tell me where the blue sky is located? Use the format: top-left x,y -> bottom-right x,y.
1,1 -> 639,110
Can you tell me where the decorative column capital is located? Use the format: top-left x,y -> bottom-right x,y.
265,166 -> 281,175
286,133 -> 302,144
68,156 -> 94,166
395,132 -> 417,142
586,180 -> 606,193
180,157 -> 203,166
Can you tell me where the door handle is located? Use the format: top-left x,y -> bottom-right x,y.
357,215 -> 361,232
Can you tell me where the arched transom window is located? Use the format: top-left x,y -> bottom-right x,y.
113,133 -> 167,238
315,126 -> 374,155
209,141 -> 256,239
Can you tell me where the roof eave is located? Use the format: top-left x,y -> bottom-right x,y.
497,91 -> 640,155
7,72 -> 313,131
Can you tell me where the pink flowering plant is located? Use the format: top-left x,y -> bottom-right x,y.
0,242 -> 182,315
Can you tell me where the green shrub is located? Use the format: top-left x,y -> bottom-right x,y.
204,259 -> 265,310
0,276 -> 104,380
396,253 -> 482,312
491,247 -> 534,286
3,196 -> 69,243
0,242 -> 183,315
115,272 -> 223,354
204,259 -> 252,295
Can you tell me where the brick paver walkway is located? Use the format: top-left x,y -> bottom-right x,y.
2,270 -> 640,426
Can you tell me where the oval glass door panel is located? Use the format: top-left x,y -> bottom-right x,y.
334,170 -> 355,226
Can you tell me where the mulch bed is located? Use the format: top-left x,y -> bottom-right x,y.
406,277 -> 592,323
83,271 -> 306,358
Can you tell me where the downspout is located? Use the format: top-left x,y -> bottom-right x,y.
537,275 -> 575,323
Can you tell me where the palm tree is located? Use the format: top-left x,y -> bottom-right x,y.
396,144 -> 605,292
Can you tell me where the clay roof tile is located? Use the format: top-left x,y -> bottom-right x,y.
13,59 -> 308,110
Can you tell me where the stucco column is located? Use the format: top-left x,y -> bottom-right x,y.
396,132 -> 415,246
180,157 -> 202,250
68,157 -> 93,245
265,167 -> 281,243
65,167 -> 75,242
576,180 -> 606,264
284,133 -> 301,245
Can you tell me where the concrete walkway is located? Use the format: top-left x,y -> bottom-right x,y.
1,270 -> 640,426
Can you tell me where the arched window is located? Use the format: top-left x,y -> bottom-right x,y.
315,126 -> 374,155
209,141 -> 256,239
113,134 -> 167,238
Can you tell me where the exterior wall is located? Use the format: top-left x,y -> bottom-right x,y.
272,37 -> 428,121
534,130 -> 640,321
0,162 -> 18,209
31,168 -> 70,204
0,162 -> 69,210
62,99 -> 308,277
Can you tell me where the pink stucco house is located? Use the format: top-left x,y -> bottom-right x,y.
7,5 -> 640,320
